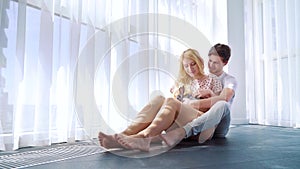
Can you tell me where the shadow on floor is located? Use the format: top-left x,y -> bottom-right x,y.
1,125 -> 300,169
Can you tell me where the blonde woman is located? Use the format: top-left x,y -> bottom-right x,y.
99,49 -> 222,151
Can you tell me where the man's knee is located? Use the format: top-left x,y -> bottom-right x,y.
214,100 -> 228,108
212,101 -> 230,113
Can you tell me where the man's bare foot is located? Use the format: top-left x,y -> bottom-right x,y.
160,128 -> 185,147
151,135 -> 163,143
98,132 -> 122,149
115,134 -> 151,152
198,128 -> 215,143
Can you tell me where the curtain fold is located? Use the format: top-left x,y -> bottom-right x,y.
1,0 -> 228,151
245,0 -> 300,128
0,0 -> 10,151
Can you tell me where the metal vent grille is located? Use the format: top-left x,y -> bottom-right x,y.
0,142 -> 104,169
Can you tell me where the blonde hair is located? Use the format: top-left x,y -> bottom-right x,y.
173,49 -> 205,96
177,48 -> 205,84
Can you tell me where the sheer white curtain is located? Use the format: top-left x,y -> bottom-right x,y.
245,0 -> 300,127
0,0 -> 227,151
1,0 -> 107,151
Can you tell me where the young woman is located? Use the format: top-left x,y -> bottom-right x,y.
99,48 -> 222,151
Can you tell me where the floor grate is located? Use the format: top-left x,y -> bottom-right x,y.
0,142 -> 104,169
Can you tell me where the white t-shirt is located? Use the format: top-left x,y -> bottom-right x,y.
212,72 -> 238,106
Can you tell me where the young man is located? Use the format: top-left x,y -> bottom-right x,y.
161,43 -> 238,146
99,44 -> 237,150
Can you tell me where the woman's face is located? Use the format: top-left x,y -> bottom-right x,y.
182,57 -> 200,78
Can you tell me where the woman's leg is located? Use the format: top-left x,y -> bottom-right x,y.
116,98 -> 202,151
98,95 -> 165,149
174,103 -> 203,127
137,98 -> 202,138
115,97 -> 181,151
135,98 -> 181,137
121,95 -> 166,135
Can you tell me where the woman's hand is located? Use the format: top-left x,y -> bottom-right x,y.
193,89 -> 215,99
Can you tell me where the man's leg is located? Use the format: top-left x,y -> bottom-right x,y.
212,105 -> 231,138
161,101 -> 230,146
197,101 -> 231,143
184,101 -> 230,139
160,127 -> 186,146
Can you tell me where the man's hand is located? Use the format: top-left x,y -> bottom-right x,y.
182,98 -> 209,112
182,98 -> 199,110
193,89 -> 215,99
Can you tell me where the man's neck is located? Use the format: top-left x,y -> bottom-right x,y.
214,71 -> 224,77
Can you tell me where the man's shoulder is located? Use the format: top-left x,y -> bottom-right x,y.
223,72 -> 238,90
223,72 -> 235,79
209,72 -> 237,84
221,72 -> 236,81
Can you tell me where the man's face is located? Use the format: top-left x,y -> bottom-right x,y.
208,54 -> 225,76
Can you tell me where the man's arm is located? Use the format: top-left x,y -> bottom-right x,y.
188,88 -> 235,112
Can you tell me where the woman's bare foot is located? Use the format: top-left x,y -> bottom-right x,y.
115,134 -> 151,152
160,128 -> 186,147
98,132 -> 122,149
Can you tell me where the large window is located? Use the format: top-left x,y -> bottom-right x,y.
245,0 -> 300,127
0,0 -> 228,151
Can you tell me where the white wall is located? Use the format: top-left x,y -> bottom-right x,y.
227,0 -> 248,124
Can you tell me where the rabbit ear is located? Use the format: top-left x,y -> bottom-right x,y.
179,86 -> 185,94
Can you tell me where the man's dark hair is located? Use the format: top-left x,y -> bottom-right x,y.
208,43 -> 231,64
